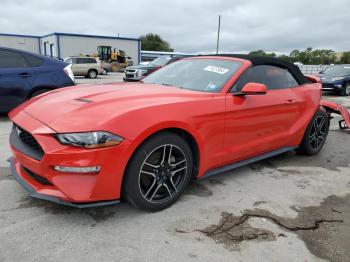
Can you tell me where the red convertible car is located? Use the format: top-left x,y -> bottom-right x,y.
8,55 -> 349,211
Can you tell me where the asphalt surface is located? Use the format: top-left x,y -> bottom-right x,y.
0,74 -> 349,262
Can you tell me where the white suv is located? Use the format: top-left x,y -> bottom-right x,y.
64,57 -> 103,79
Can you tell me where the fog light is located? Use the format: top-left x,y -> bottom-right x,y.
54,166 -> 100,173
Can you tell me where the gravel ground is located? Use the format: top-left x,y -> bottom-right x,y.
0,75 -> 349,262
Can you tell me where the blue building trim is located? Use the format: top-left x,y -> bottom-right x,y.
41,32 -> 139,42
0,33 -> 40,38
0,32 -> 140,42
56,34 -> 61,59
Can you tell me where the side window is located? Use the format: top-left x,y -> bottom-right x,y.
0,50 -> 28,68
76,58 -> 86,64
87,58 -> 97,64
233,65 -> 299,91
22,54 -> 44,67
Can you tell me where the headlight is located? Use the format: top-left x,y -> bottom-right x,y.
136,69 -> 148,77
55,131 -> 123,149
332,76 -> 345,81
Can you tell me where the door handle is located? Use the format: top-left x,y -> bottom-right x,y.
19,72 -> 31,78
285,99 -> 296,104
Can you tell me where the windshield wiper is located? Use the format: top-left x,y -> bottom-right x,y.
161,83 -> 183,89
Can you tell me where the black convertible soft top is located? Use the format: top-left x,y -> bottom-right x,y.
198,54 -> 309,85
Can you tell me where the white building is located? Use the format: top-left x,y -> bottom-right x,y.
0,32 -> 141,64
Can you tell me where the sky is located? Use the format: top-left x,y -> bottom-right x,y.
1,0 -> 349,54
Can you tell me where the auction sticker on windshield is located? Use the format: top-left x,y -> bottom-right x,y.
204,65 -> 229,74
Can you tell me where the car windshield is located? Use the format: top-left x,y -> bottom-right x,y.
142,58 -> 242,92
148,56 -> 172,66
321,65 -> 350,75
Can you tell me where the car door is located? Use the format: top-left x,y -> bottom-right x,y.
72,58 -> 84,76
0,49 -> 36,112
223,65 -> 301,165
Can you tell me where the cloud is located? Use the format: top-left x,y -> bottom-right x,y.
0,0 -> 349,54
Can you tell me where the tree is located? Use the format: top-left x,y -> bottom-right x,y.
248,50 -> 276,57
340,52 -> 350,64
140,33 -> 173,52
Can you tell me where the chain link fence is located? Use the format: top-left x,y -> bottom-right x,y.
297,65 -> 330,75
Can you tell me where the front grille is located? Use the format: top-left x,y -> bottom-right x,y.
126,69 -> 136,73
10,124 -> 44,160
23,166 -> 53,186
126,73 -> 135,78
16,125 -> 41,151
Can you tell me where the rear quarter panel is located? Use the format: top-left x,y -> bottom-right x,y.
288,82 -> 322,145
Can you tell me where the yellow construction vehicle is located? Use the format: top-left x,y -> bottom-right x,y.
96,46 -> 129,72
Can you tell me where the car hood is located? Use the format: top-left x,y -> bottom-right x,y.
319,73 -> 348,79
20,83 -> 207,133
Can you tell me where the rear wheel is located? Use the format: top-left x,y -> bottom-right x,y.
340,83 -> 350,96
30,89 -> 51,98
87,69 -> 97,79
123,132 -> 193,211
299,110 -> 329,155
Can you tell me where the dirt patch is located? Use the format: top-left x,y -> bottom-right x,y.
178,194 -> 349,261
201,212 -> 276,251
185,181 -> 213,197
0,167 -> 13,181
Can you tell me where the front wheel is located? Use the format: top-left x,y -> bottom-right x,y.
87,69 -> 97,79
340,83 -> 350,96
299,110 -> 329,155
123,132 -> 193,211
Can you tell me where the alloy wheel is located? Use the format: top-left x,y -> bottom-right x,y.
89,70 -> 97,78
138,144 -> 187,204
309,115 -> 327,151
346,84 -> 350,96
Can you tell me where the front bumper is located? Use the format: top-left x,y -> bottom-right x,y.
322,83 -> 343,91
9,110 -> 132,208
123,78 -> 141,82
8,157 -> 120,208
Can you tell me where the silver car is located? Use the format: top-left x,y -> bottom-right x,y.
64,57 -> 103,79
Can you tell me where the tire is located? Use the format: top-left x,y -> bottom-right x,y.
102,68 -> 108,75
340,83 -> 350,96
123,132 -> 193,211
299,110 -> 329,155
30,89 -> 51,98
87,69 -> 98,79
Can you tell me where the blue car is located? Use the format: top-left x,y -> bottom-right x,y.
319,64 -> 350,96
0,47 -> 75,113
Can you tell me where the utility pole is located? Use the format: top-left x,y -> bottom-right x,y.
216,15 -> 221,54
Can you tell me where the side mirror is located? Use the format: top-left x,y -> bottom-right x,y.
235,83 -> 268,96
